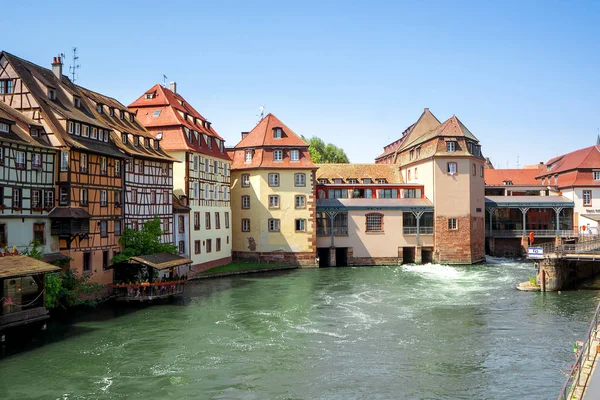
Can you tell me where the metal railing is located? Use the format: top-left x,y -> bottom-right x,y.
402,227 -> 434,235
487,229 -> 578,238
316,226 -> 349,237
558,301 -> 600,400
543,238 -> 600,257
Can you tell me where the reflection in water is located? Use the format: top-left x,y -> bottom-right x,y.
0,261 -> 598,400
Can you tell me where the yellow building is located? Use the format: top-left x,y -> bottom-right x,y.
229,114 -> 316,265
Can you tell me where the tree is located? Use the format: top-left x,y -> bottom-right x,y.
111,216 -> 177,264
302,136 -> 350,164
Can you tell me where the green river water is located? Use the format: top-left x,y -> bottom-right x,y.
0,260 -> 599,400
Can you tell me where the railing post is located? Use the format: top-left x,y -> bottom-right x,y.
519,207 -> 529,236
554,207 -> 564,237
326,211 -> 338,248
486,207 -> 495,237
412,210 -> 424,246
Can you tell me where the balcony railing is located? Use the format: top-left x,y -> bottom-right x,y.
113,281 -> 186,302
317,226 -> 349,237
403,227 -> 434,235
486,229 -> 577,238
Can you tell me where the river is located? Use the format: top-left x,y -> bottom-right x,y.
0,260 -> 598,400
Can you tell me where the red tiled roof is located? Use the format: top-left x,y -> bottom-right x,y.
230,114 -> 315,170
234,113 -> 308,148
484,169 -> 542,186
129,84 -> 229,160
537,146 -> 600,178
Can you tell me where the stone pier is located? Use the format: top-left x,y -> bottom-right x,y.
537,258 -> 600,291
329,247 -> 336,267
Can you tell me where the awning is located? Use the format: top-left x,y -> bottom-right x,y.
128,253 -> 192,271
0,255 -> 61,279
485,195 -> 574,208
48,207 -> 91,219
317,198 -> 433,212
581,214 -> 600,222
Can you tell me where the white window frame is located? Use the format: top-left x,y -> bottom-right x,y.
446,141 -> 456,152
295,219 -> 306,232
295,195 -> 306,209
242,174 -> 250,187
60,151 -> 69,171
583,190 -> 592,206
273,150 -> 283,162
268,173 -> 280,187
268,195 -> 280,209
289,149 -> 299,161
242,218 -> 251,232
268,218 -> 280,232
245,150 -> 253,163
447,162 -> 457,175
448,218 -> 458,230
32,153 -> 42,169
242,195 -> 250,209
594,171 -> 600,181
295,173 -> 306,187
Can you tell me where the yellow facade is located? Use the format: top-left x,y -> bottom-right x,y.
231,169 -> 314,254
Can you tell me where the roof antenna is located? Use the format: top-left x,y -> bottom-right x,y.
516,156 -> 520,169
163,75 -> 168,87
596,128 -> 600,145
257,105 -> 265,120
69,47 -> 80,83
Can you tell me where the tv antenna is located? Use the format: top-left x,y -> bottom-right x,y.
69,47 -> 80,82
257,105 -> 265,119
163,75 -> 168,86
516,156 -> 520,169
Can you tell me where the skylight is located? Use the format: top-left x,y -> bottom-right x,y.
153,110 -> 161,118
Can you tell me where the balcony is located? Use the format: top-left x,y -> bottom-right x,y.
403,227 -> 434,235
487,229 -> 578,238
317,226 -> 349,237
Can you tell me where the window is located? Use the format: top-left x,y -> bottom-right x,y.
0,147 -> 3,164
274,150 -> 283,162
242,174 -> 250,187
409,150 -> 414,160
82,125 -> 89,137
242,195 -> 250,209
132,221 -> 139,231
215,212 -> 221,229
448,218 -> 458,230
145,93 -> 154,99
100,157 -> 107,175
59,187 -> 69,205
150,190 -> 157,204
193,155 -> 199,171
416,147 -> 421,158
12,188 -> 21,208
115,160 -> 121,177
206,239 -> 212,253
273,128 -> 282,139
102,251 -> 109,270
145,138 -> 150,148
594,171 -> 600,181
213,184 -> 220,201
245,150 -> 253,163
269,173 -> 280,187
83,252 -> 91,273
268,219 -> 280,232
61,151 -> 69,171
122,133 -> 128,144
295,195 -> 306,209
269,195 -> 280,209
31,190 -> 41,208
194,240 -> 201,254
33,223 -> 45,245
472,164 -> 476,176
120,110 -> 126,120
115,220 -> 121,236
365,213 -> 383,232
583,190 -> 592,206
15,151 -> 25,169
100,220 -> 108,238
131,189 -> 137,204
130,114 -> 135,123
224,163 -> 230,176
74,97 -> 81,108
178,241 -> 185,254
295,219 -> 306,232
376,178 -> 387,184
152,110 -> 161,117
0,123 -> 8,133
91,127 -> 98,139
213,160 -> 219,174
407,170 -> 411,181
446,141 -> 456,152
74,122 -> 81,136
378,189 -> 398,198
134,136 -> 140,147
80,153 -> 88,173
100,190 -> 108,206
115,190 -> 122,206
447,162 -> 457,175
295,173 -> 306,187
79,188 -> 88,206
480,166 -> 484,177
216,238 -> 221,252
204,184 -> 210,200
44,190 -> 54,208
0,79 -> 13,94
225,212 -> 230,229
194,212 -> 200,230
363,178 -> 372,184
48,89 -> 56,100
223,187 -> 229,201
242,218 -> 250,232
162,219 -> 169,233
96,104 -> 103,113
98,129 -> 104,142
205,212 -> 211,229
414,168 -> 418,179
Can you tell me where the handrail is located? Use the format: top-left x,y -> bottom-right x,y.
557,301 -> 600,400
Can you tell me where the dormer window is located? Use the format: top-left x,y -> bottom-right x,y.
97,104 -> 103,113
376,178 -> 387,184
347,178 -> 358,184
145,92 -> 154,99
91,127 -> 98,139
318,179 -> 329,184
274,150 -> 283,162
122,133 -> 128,144
273,128 -> 282,139
0,122 -> 9,133
446,141 -> 456,152
48,89 -> 56,100
333,178 -> 343,184
363,178 -> 372,184
416,147 -> 421,158
183,113 -> 188,121
134,136 -> 139,147
245,150 -> 253,163
145,138 -> 150,148
290,149 -> 299,161
129,113 -> 135,123
154,140 -> 160,150
110,108 -> 115,117
120,110 -> 125,120
74,97 -> 81,108
503,180 -> 513,186
409,150 -> 414,160
30,127 -> 39,137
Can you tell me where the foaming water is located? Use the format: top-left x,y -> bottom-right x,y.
1,262 -> 598,400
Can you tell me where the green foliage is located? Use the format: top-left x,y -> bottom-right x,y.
112,216 -> 177,264
20,240 -> 44,260
44,270 -> 104,309
302,136 -> 349,164
44,273 -> 62,309
528,276 -> 539,287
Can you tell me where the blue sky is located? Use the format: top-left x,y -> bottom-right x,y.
4,0 -> 599,166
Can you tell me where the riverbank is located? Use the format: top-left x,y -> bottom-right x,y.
192,261 -> 299,279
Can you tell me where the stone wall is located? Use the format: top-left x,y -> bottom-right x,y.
434,215 -> 484,264
232,251 -> 316,266
189,255 -> 232,277
537,258 -> 600,291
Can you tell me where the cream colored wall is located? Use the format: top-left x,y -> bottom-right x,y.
189,205 -> 232,264
231,169 -> 313,253
469,159 -> 485,216
402,159 -> 435,201
171,151 -> 187,193
315,210 -> 433,257
565,188 -> 600,232
433,158 -> 475,216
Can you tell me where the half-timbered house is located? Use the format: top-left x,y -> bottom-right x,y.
78,87 -> 175,244
0,102 -> 57,255
129,83 -> 232,274
0,52 -> 125,285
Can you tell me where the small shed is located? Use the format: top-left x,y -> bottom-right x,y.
0,255 -> 60,331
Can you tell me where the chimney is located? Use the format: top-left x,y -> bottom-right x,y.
169,81 -> 177,94
241,132 -> 249,140
51,56 -> 62,79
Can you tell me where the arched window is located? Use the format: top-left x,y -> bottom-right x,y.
365,213 -> 384,233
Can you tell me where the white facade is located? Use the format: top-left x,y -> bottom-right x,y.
562,187 -> 600,234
